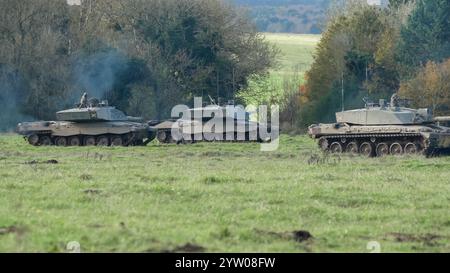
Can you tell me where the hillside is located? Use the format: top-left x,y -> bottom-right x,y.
232,0 -> 330,34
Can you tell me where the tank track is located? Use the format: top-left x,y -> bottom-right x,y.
155,129 -> 263,144
24,133 -> 149,147
317,133 -> 434,157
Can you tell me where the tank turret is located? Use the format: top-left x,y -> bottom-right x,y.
336,99 -> 433,125
56,106 -> 132,122
56,98 -> 143,122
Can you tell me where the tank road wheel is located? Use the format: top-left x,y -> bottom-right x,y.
376,143 -> 390,157
68,136 -> 81,146
202,133 -> 215,142
329,142 -> 343,154
97,136 -> 110,146
55,137 -> 67,147
111,136 -> 124,147
84,136 -> 96,146
346,142 -> 359,154
360,142 -> 374,157
390,143 -> 403,156
134,139 -> 145,146
156,130 -> 168,143
28,134 -> 40,146
318,137 -> 329,151
404,143 -> 418,155
39,135 -> 52,146
182,135 -> 194,145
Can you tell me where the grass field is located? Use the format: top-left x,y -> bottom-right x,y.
264,33 -> 320,76
1,135 -> 449,253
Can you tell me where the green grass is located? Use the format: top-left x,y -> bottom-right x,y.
264,33 -> 320,77
1,134 -> 449,253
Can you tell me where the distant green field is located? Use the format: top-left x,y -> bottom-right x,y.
237,33 -> 320,107
1,135 -> 449,252
264,33 -> 320,77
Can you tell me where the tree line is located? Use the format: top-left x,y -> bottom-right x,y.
2,0 -> 448,132
234,0 -> 330,34
0,0 -> 277,131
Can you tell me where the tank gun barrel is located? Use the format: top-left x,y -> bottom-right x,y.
434,116 -> 450,122
127,116 -> 143,122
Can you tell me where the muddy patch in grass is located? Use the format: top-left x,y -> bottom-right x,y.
200,151 -> 233,157
202,176 -> 254,185
307,153 -> 341,165
83,189 -> 102,195
148,243 -> 206,253
267,152 -> 298,159
387,233 -> 442,246
86,223 -> 105,229
173,243 -> 206,253
293,230 -> 314,242
136,174 -> 179,184
255,229 -> 314,243
46,159 -> 59,164
179,152 -> 196,157
25,159 -> 59,165
84,152 -> 111,161
312,173 -> 338,182
0,225 -> 27,236
80,174 -> 93,181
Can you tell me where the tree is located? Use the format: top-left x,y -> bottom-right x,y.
302,3 -> 394,125
0,0 -> 71,123
388,0 -> 413,9
396,0 -> 450,76
399,59 -> 450,115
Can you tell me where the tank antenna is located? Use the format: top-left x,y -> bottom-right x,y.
208,95 -> 217,106
341,72 -> 345,112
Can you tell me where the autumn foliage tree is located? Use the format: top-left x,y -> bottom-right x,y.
399,59 -> 450,115
301,2 -> 401,127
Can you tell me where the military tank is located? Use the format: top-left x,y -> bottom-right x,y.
150,102 -> 275,144
16,95 -> 155,147
308,98 -> 450,157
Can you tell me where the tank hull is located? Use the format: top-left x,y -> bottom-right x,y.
308,123 -> 450,157
150,105 -> 274,144
150,118 -> 272,144
16,121 -> 153,146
